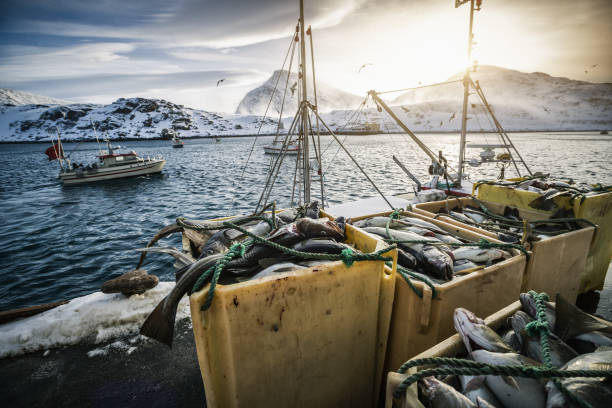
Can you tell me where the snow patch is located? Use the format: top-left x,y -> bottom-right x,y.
0,281 -> 190,358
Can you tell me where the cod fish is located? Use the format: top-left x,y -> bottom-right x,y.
453,259 -> 480,274
472,350 -> 546,408
140,253 -> 224,346
545,350 -> 612,408
459,375 -> 503,407
198,228 -> 244,259
519,292 -> 556,329
510,310 -> 578,368
452,247 -> 508,264
554,294 -> 612,341
454,308 -> 514,355
251,262 -> 306,280
419,376 -> 477,408
450,211 -> 474,224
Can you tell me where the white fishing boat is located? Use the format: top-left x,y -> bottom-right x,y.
171,134 -> 184,148
47,137 -> 165,185
263,141 -> 299,155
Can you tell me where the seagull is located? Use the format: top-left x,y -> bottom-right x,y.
448,112 -> 456,122
290,82 -> 297,96
216,79 -> 225,86
358,63 -> 373,73
591,64 -> 598,68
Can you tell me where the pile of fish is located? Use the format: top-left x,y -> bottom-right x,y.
414,293 -> 612,408
433,201 -> 589,243
136,202 -> 367,346
347,215 -> 512,282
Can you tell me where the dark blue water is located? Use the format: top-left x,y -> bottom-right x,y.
1,132 -> 610,311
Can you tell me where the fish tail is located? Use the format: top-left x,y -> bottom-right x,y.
140,297 -> 176,347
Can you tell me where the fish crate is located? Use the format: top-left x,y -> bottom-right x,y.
346,210 -> 526,374
413,197 -> 595,303
476,182 -> 611,293
384,301 -> 521,408
189,222 -> 397,408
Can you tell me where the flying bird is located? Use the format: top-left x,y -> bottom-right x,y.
591,64 -> 598,68
290,82 -> 297,96
448,112 -> 456,122
358,63 -> 373,73
216,79 -> 225,86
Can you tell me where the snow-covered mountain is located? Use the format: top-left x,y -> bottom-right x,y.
236,70 -> 363,115
381,66 -> 612,131
0,88 -> 71,106
0,97 -> 278,142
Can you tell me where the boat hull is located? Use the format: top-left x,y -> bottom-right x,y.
59,160 -> 166,185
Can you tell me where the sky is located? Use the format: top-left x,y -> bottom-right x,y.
1,0 -> 610,113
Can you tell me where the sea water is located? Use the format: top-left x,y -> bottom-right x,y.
0,132 -> 610,311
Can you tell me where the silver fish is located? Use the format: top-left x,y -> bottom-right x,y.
463,209 -> 487,224
554,294 -> 612,341
453,259 -> 479,273
454,308 -> 514,355
419,376 -> 477,408
519,292 -> 556,329
452,247 -> 508,264
471,350 -> 546,408
450,211 -> 474,224
398,216 -> 447,234
251,262 -> 306,280
459,375 -> 503,407
545,350 -> 612,408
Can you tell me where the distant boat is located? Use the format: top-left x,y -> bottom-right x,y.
215,137 -> 222,143
172,135 -> 184,148
47,139 -> 165,185
601,130 -> 609,135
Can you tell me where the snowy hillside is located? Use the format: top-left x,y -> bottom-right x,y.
0,97 -> 278,142
0,88 -> 71,106
384,66 -> 612,131
236,70 -> 363,115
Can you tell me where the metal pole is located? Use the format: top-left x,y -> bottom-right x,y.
457,0 -> 475,186
307,25 -> 325,208
299,0 -> 310,204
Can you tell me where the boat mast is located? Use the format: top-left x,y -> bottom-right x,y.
456,0 -> 478,186
298,0 -> 311,203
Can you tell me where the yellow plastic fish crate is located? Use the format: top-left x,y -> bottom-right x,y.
476,182 -> 611,292
413,197 -> 595,303
189,223 -> 397,408
384,301 -> 521,408
347,210 -> 526,374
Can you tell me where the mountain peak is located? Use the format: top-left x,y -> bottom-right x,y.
0,88 -> 72,106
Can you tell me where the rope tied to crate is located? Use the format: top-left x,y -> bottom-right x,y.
184,220 -> 395,309
393,291 -> 607,408
394,264 -> 438,300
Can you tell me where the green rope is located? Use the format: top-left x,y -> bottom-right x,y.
395,264 -> 438,299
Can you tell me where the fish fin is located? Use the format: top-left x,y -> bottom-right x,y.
463,375 -> 486,392
140,297 -> 175,347
555,294 -> 612,341
501,375 -> 520,390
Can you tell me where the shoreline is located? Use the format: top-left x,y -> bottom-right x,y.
0,129 -> 609,144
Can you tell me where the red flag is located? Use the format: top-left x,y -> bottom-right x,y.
45,144 -> 64,161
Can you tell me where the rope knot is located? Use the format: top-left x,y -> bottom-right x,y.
525,320 -> 550,337
340,248 -> 356,267
390,208 -> 402,219
229,243 -> 247,258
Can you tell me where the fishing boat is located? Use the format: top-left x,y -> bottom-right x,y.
263,137 -> 299,155
46,137 -> 166,185
171,134 -> 184,148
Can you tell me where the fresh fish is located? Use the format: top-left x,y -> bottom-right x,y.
459,375 -> 502,407
464,209 -> 487,224
501,329 -> 522,352
251,262 -> 305,280
297,259 -> 329,267
471,350 -> 546,408
554,294 -> 612,341
247,220 -> 274,238
304,201 -> 320,219
352,216 -> 404,229
295,218 -> 344,241
452,247 -> 508,264
528,189 -> 571,211
419,376 -> 477,408
434,233 -> 463,245
397,248 -> 417,269
140,253 -> 224,346
136,223 -> 183,268
545,350 -> 612,408
454,308 -> 514,355
277,208 -> 299,223
395,226 -> 437,237
450,211 -> 474,224
291,238 -> 352,255
475,396 -> 498,408
421,245 -> 453,280
510,310 -> 578,368
398,216 -> 447,234
198,228 -> 244,259
135,246 -> 195,269
519,292 -> 556,329
571,331 -> 612,351
453,259 -> 479,273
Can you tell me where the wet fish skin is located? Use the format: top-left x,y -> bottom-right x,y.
198,228 -> 243,259
501,329 -> 522,352
397,248 -> 417,269
471,350 -> 546,408
295,218 -> 344,241
398,216 -> 447,234
136,223 -> 183,269
419,377 -> 477,408
450,211 -> 474,224
251,262 -> 305,280
510,310 -> 578,368
140,253 -> 224,346
463,209 -> 487,224
554,293 -> 612,341
459,375 -> 503,407
291,238 -> 351,255
421,245 -> 453,280
519,292 -> 556,329
452,247 -> 508,264
453,259 -> 479,273
545,350 -> 612,408
454,308 -> 514,355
